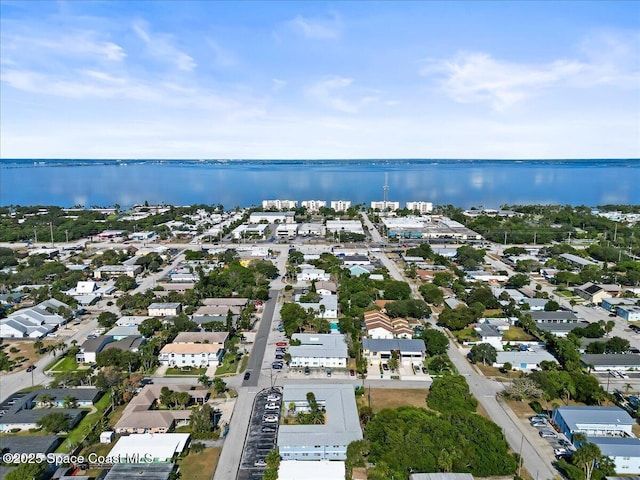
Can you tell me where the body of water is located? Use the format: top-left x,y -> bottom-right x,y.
0,159 -> 638,208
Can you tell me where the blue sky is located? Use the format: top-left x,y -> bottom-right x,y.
1,1 -> 638,159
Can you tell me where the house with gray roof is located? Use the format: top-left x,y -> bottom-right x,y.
76,335 -> 115,363
536,321 -> 588,338
289,334 -> 348,368
587,437 -> 640,474
278,384 -> 362,461
581,354 -> 640,371
525,310 -> 579,323
33,388 -> 102,408
0,391 -> 86,432
362,338 -> 426,365
495,349 -> 558,371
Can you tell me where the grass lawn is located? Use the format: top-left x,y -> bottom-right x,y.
178,448 -> 220,480
502,326 -> 536,342
357,388 -> 429,413
57,391 -> 111,452
166,367 -> 207,376
49,356 -> 78,372
476,363 -> 524,380
505,399 -> 538,419
239,354 -> 249,373
215,353 -> 241,375
453,327 -> 479,343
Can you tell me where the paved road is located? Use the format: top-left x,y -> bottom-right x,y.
0,318 -> 98,403
242,289 -> 280,388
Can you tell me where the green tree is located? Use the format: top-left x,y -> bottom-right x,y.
427,376 -> 478,414
97,311 -> 118,328
115,274 -> 136,292
422,329 -> 449,356
4,463 -> 47,480
571,439 -> 603,480
190,404 -> 215,434
544,300 -> 560,311
419,283 -> 444,305
506,273 -> 530,288
36,412 -> 71,433
469,343 -> 497,366
213,378 -> 227,395
139,317 -> 163,337
605,336 -> 630,353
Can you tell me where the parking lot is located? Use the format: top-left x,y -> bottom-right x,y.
0,392 -> 28,420
237,387 -> 282,480
528,415 -> 574,459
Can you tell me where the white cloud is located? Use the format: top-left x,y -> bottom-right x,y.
288,13 -> 340,40
422,52 -> 586,110
307,76 -> 358,113
271,78 -> 287,91
205,38 -> 238,68
422,32 -> 640,111
133,21 -> 196,72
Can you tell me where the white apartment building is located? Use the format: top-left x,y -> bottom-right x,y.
370,201 -> 400,211
325,220 -> 364,235
262,200 -> 298,210
301,200 -> 327,212
288,334 -> 348,368
330,200 -> 351,212
405,201 -> 434,214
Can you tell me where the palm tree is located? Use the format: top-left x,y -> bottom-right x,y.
33,339 -> 44,354
624,383 -> 633,394
62,395 -> 77,409
38,394 -> 55,408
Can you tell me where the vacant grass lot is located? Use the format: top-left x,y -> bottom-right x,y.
49,356 -> 78,372
357,388 -> 429,413
178,448 -> 221,480
502,326 -> 536,342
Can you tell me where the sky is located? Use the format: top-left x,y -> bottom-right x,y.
1,1 -> 639,159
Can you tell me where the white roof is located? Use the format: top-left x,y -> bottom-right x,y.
107,433 -> 190,462
279,460 -> 345,480
76,281 -> 97,294
496,350 -> 558,365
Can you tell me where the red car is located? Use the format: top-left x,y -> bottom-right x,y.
276,342 -> 288,347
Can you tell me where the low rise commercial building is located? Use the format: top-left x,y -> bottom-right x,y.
587,437 -> 640,474
107,433 -> 190,463
148,302 -> 182,317
495,349 -> 558,371
581,354 -> 640,371
617,305 -> 640,322
94,265 -> 142,279
552,406 -> 635,441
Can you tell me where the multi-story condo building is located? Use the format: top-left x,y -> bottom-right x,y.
370,201 -> 400,211
301,200 -> 327,212
405,201 -> 434,213
330,200 -> 351,212
262,200 -> 298,210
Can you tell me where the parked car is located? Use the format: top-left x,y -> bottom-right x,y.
382,364 -> 390,371
276,342 -> 288,347
304,366 -> 311,375
254,459 -> 267,467
26,365 -> 36,372
244,371 -> 251,380
326,369 -> 332,377
265,403 -> 279,410
421,366 -> 428,374
349,369 -> 355,377
540,430 -> 558,438
267,395 -> 281,402
263,415 -> 279,423
272,362 -> 283,369
275,354 -> 284,360
554,447 -> 568,456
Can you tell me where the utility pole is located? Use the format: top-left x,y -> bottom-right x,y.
517,433 -> 524,477
614,223 -> 618,243
504,232 -> 508,245
34,227 -> 38,244
65,230 -> 69,243
533,231 -> 537,246
49,222 -> 54,247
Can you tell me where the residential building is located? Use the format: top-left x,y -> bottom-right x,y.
601,297 -> 637,312
148,303 -> 182,317
159,343 -> 224,368
574,283 -> 621,305
330,200 -> 351,212
364,311 -> 413,339
297,267 -> 330,282
520,298 -> 548,311
296,295 -> 338,320
524,310 -> 579,323
94,264 -> 142,279
249,212 -> 296,223
0,299 -> 70,338
114,385 -> 207,434
278,460 -> 345,480
107,433 -> 190,463
33,388 -> 102,408
288,334 -> 348,368
473,325 -> 504,351
370,201 -> 400,211
405,201 -> 433,214
314,281 -> 337,295
301,200 -> 327,212
104,464 -> 176,480
617,305 -> 640,321
362,338 -> 426,365
581,354 -> 640,371
262,200 -> 298,210
278,384 -> 362,461
106,325 -> 140,340
76,336 -> 115,363
536,322 -> 587,337
202,297 -> 249,308
0,391 -> 85,432
552,406 -> 635,441
495,350 -> 558,371
342,255 -> 370,266
587,437 -> 640,474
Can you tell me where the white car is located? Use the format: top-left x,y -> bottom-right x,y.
266,395 -> 281,402
264,403 -> 279,410
263,415 -> 279,423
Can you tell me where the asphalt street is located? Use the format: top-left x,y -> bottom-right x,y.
243,289 -> 280,388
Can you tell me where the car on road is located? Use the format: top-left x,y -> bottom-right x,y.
263,415 -> 279,423
382,363 -> 390,371
349,369 -> 355,377
26,365 -> 36,372
244,371 -> 251,380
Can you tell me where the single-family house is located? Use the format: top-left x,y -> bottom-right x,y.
575,283 -> 621,305
473,325 -> 504,351
495,349 -> 558,371
314,281 -> 337,296
297,268 -> 330,282
296,295 -> 338,319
